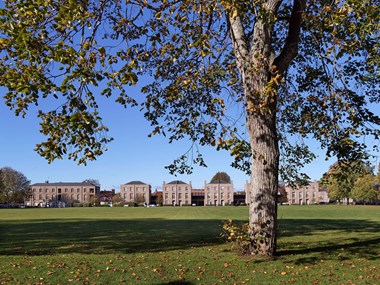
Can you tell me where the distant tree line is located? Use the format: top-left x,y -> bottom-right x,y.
321,161 -> 380,205
0,167 -> 31,206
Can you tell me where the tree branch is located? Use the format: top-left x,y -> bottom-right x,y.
228,11 -> 249,76
273,0 -> 306,74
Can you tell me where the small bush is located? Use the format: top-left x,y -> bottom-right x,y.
222,219 -> 274,255
221,219 -> 252,254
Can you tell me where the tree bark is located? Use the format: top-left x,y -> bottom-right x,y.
247,109 -> 279,256
229,0 -> 304,256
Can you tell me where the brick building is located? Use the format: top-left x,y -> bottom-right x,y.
28,181 -> 100,207
162,180 -> 192,206
120,181 -> 151,205
99,189 -> 116,205
204,180 -> 234,206
285,181 -> 329,205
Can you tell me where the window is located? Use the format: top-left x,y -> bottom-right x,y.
207,187 -> 210,191
178,186 -> 181,190
165,193 -> 168,199
185,187 -> 188,191
292,192 -> 296,198
165,187 -> 168,191
39,188 -> 42,193
65,188 -> 68,193
84,188 -> 87,193
130,193 -> 133,199
178,193 -> 182,199
77,194 -> 80,200
221,186 -> 224,190
77,188 -> 80,192
33,188 -> 36,193
299,192 -> 303,198
185,193 -> 189,199
172,193 -> 175,199
71,188 -> 74,193
214,186 -> 217,190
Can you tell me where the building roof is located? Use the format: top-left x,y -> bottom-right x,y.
166,180 -> 187,185
207,179 -> 232,184
191,190 -> 205,196
31,182 -> 98,187
124,181 -> 148,185
151,191 -> 163,197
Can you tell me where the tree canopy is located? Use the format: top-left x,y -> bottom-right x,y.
1,0 -> 378,171
210,172 -> 232,183
83,179 -> 101,187
0,0 -> 379,256
352,174 -> 379,204
0,167 -> 31,204
320,160 -> 373,203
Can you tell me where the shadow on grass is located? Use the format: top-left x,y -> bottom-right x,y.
278,237 -> 380,264
278,218 -> 380,237
0,217 -> 379,262
277,218 -> 380,263
0,218 -> 223,256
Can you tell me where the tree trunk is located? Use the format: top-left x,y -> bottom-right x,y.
245,78 -> 279,257
228,0 -> 304,256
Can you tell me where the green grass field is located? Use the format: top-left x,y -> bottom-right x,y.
0,205 -> 379,284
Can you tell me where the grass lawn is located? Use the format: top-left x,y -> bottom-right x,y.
0,205 -> 379,284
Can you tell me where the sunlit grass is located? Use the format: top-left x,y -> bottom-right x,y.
0,205 -> 379,284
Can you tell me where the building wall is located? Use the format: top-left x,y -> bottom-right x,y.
29,182 -> 100,206
285,181 -> 329,205
120,182 -> 151,205
162,181 -> 192,206
204,181 -> 234,206
99,189 -> 116,205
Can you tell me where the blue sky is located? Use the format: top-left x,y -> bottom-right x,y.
0,84 -> 337,191
1,2 -> 377,190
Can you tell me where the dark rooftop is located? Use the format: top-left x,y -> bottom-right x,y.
31,182 -> 98,187
124,181 -> 148,185
167,180 -> 187,185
